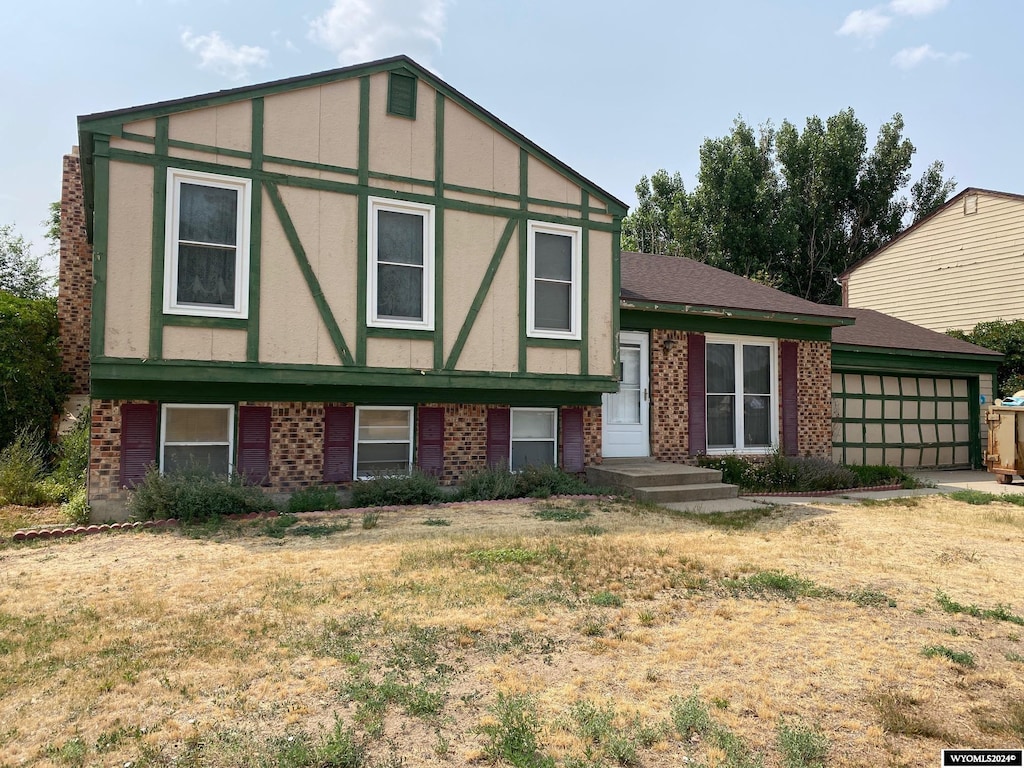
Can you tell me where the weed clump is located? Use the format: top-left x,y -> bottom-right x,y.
350,471 -> 446,508
287,485 -> 343,513
697,453 -> 914,493
0,429 -> 47,506
459,465 -> 591,502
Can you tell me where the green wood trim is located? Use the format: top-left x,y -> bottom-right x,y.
526,337 -> 582,349
433,90 -> 445,370
148,118 -> 170,360
832,347 -> 1001,376
580,191 -> 589,376
264,182 -> 355,366
611,218 -> 622,375
518,148 -> 528,374
90,136 -> 111,358
366,327 -> 434,340
119,131 -> 156,145
263,154 -> 358,177
79,57 -> 626,212
619,308 -> 833,342
621,299 -> 852,328
104,147 -> 621,231
358,76 -> 370,187
91,357 -> 616,396
368,170 -> 434,187
168,138 -> 251,160
248,97 -> 264,363
444,218 -> 516,370
443,182 -> 520,203
968,376 -> 982,468
526,197 -> 582,212
162,315 -> 249,329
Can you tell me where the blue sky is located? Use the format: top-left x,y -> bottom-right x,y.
2,0 -> 1021,276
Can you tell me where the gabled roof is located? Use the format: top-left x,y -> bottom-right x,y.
839,187 -> 1024,280
620,251 -> 855,327
832,307 -> 1001,359
77,54 -> 626,212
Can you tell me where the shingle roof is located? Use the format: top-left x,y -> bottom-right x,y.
831,307 -> 1001,358
620,251 -> 854,323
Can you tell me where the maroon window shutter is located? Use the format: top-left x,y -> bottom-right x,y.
781,341 -> 799,456
417,407 -> 445,476
323,406 -> 355,482
237,406 -> 271,484
687,333 -> 707,455
486,408 -> 510,469
120,403 -> 157,488
560,407 -> 585,473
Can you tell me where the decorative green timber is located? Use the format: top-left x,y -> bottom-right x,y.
148,117 -> 169,359
248,97 -> 264,362
264,182 -> 354,366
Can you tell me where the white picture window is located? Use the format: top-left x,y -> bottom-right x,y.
706,336 -> 777,453
368,197 -> 434,329
160,404 -> 234,476
355,406 -> 414,478
527,221 -> 581,339
164,168 -> 251,318
511,408 -> 557,471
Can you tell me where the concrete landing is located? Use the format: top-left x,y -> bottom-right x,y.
588,458 -> 739,504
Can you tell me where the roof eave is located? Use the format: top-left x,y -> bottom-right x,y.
620,298 -> 855,328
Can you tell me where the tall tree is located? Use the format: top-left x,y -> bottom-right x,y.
621,108 -> 956,305
0,223 -> 50,299
621,170 -> 688,256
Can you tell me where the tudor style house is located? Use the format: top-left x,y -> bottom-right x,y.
61,56 -> 625,516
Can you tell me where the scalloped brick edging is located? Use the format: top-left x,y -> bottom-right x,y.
740,483 -> 904,498
10,511 -> 281,542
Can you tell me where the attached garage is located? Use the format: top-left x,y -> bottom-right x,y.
831,308 -> 1001,470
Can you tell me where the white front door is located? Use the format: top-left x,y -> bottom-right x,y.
602,331 -> 650,457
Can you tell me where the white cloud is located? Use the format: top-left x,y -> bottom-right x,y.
836,8 -> 892,40
889,0 -> 950,16
891,43 -> 969,68
180,29 -> 269,81
308,0 -> 451,65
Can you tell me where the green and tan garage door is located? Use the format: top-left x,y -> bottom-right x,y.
832,372 -> 972,468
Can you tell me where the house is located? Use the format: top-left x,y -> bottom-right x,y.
840,188 -> 1024,333
58,57 -> 1002,519
61,56 -> 626,518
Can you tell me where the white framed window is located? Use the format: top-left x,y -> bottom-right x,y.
164,168 -> 251,318
706,336 -> 777,453
511,408 -> 557,471
160,404 -> 235,476
355,406 -> 414,478
527,221 -> 582,340
367,197 -> 435,329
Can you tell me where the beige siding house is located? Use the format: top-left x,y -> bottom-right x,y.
841,188 -> 1024,333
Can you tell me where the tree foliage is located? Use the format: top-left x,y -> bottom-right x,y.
0,292 -> 68,449
621,108 -> 956,304
0,223 -> 50,299
948,320 -> 1024,397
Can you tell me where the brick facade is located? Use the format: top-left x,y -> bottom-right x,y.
645,330 -> 832,463
89,398 -> 131,502
58,151 -> 92,396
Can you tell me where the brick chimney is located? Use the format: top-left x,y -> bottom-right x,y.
58,149 -> 92,399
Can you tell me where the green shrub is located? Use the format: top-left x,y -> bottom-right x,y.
61,486 -> 90,525
846,463 -> 907,487
479,692 -> 554,768
458,467 -> 522,501
350,471 -> 445,508
49,408 -> 90,492
0,293 -> 69,450
287,485 -> 343,513
777,719 -> 828,768
0,428 -> 47,506
948,320 -> 1024,396
697,453 -> 913,493
458,465 -> 592,502
127,466 -> 277,523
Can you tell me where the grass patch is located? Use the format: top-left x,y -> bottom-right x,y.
532,502 -> 592,522
722,570 -> 830,600
868,690 -> 950,739
467,547 -> 545,566
922,645 -> 976,667
668,506 -> 775,529
479,692 -> 554,768
257,514 -> 347,539
421,517 -> 451,526
937,591 -> 1024,625
589,590 -> 624,608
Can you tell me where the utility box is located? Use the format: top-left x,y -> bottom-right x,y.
985,405 -> 1024,483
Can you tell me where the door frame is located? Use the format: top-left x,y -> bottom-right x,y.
602,330 -> 650,458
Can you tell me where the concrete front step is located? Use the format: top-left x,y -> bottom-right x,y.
632,483 -> 739,503
587,460 -> 722,489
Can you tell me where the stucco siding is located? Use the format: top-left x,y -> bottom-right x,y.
163,327 -> 247,362
443,102 -> 519,197
104,161 -> 153,358
368,72 -> 436,182
588,230 -> 615,377
847,194 -> 1024,332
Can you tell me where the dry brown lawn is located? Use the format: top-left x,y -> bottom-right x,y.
1,495 -> 1022,767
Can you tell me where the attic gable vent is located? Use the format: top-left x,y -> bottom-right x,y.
387,72 -> 418,119
964,193 -> 979,215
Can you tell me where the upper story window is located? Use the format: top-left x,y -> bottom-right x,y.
527,221 -> 581,340
706,336 -> 777,453
164,168 -> 251,319
367,197 -> 435,330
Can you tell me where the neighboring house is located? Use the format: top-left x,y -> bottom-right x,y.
61,56 -> 625,517
58,58 -> 1003,518
840,188 -> 1024,333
